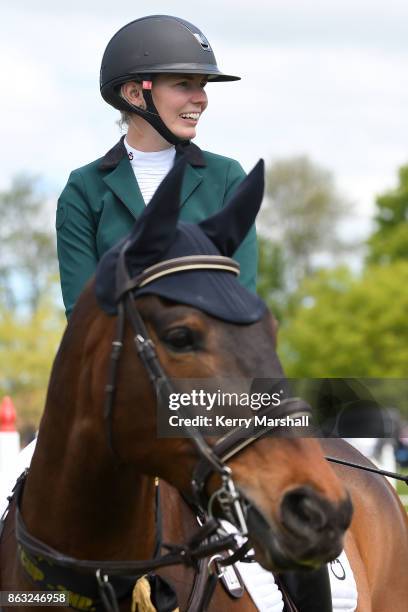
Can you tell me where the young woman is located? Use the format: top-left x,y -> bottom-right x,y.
56,15 -> 257,318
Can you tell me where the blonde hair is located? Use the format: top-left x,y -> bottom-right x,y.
117,110 -> 133,130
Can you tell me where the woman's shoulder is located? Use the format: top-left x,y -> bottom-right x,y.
68,138 -> 126,180
68,156 -> 105,180
201,149 -> 244,170
199,150 -> 246,186
59,154 -> 110,206
199,150 -> 246,185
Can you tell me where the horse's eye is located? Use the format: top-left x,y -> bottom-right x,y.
162,327 -> 198,352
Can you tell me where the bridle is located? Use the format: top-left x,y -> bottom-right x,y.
8,249 -> 312,612
106,245 -> 313,521
102,249 -> 312,603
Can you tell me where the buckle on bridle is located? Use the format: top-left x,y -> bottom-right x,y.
96,569 -> 120,612
208,471 -> 249,537
207,554 -> 225,577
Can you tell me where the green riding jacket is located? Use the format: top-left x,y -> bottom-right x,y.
56,138 -> 258,318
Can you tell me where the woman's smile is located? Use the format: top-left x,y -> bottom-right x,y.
179,111 -> 201,123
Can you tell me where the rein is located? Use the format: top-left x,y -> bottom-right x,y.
326,456 -> 408,484
7,473 -> 238,612
14,476 -> 237,575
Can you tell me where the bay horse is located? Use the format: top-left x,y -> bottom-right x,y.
1,160 -> 407,612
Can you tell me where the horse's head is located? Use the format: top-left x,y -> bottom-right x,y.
72,158 -> 352,572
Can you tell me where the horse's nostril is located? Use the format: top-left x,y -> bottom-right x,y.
280,486 -> 348,538
296,495 -> 327,530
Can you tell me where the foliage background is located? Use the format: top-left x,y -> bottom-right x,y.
257,157 -> 408,418
0,179 -> 65,432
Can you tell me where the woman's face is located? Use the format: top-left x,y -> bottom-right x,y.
152,73 -> 208,140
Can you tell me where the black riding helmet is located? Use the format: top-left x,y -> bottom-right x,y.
100,15 -> 240,145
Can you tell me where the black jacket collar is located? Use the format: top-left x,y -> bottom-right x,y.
99,135 -> 206,171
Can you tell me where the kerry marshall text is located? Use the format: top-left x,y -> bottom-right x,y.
168,414 -> 310,428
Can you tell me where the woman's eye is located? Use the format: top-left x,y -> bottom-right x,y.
162,327 -> 198,352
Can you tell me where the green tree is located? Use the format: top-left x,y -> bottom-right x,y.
256,237 -> 287,321
278,263 -> 408,379
0,175 -> 64,428
0,285 -> 65,426
367,164 -> 408,265
259,156 -> 352,284
0,175 -> 57,313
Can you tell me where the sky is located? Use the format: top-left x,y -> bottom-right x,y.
2,0 -> 408,242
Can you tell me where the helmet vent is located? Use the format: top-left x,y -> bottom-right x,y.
193,32 -> 211,51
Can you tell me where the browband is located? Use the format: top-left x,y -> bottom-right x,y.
116,255 -> 240,301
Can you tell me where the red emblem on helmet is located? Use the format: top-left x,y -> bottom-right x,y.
142,81 -> 153,90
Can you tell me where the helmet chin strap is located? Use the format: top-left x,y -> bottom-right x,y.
123,78 -> 190,147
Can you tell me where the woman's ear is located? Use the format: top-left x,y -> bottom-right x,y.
121,81 -> 147,109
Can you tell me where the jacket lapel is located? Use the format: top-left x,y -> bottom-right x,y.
102,157 -> 146,219
101,137 -> 205,214
180,165 -> 203,208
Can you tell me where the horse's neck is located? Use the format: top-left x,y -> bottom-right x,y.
18,313 -> 187,566
22,437 -> 157,561
21,399 -> 157,562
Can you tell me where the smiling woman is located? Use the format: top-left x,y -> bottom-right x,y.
56,14 -> 258,319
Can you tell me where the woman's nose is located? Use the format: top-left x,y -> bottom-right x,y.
190,87 -> 208,106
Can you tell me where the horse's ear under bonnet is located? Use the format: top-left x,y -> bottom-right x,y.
95,159 -> 267,323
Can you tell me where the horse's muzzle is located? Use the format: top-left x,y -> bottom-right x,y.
246,486 -> 353,571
